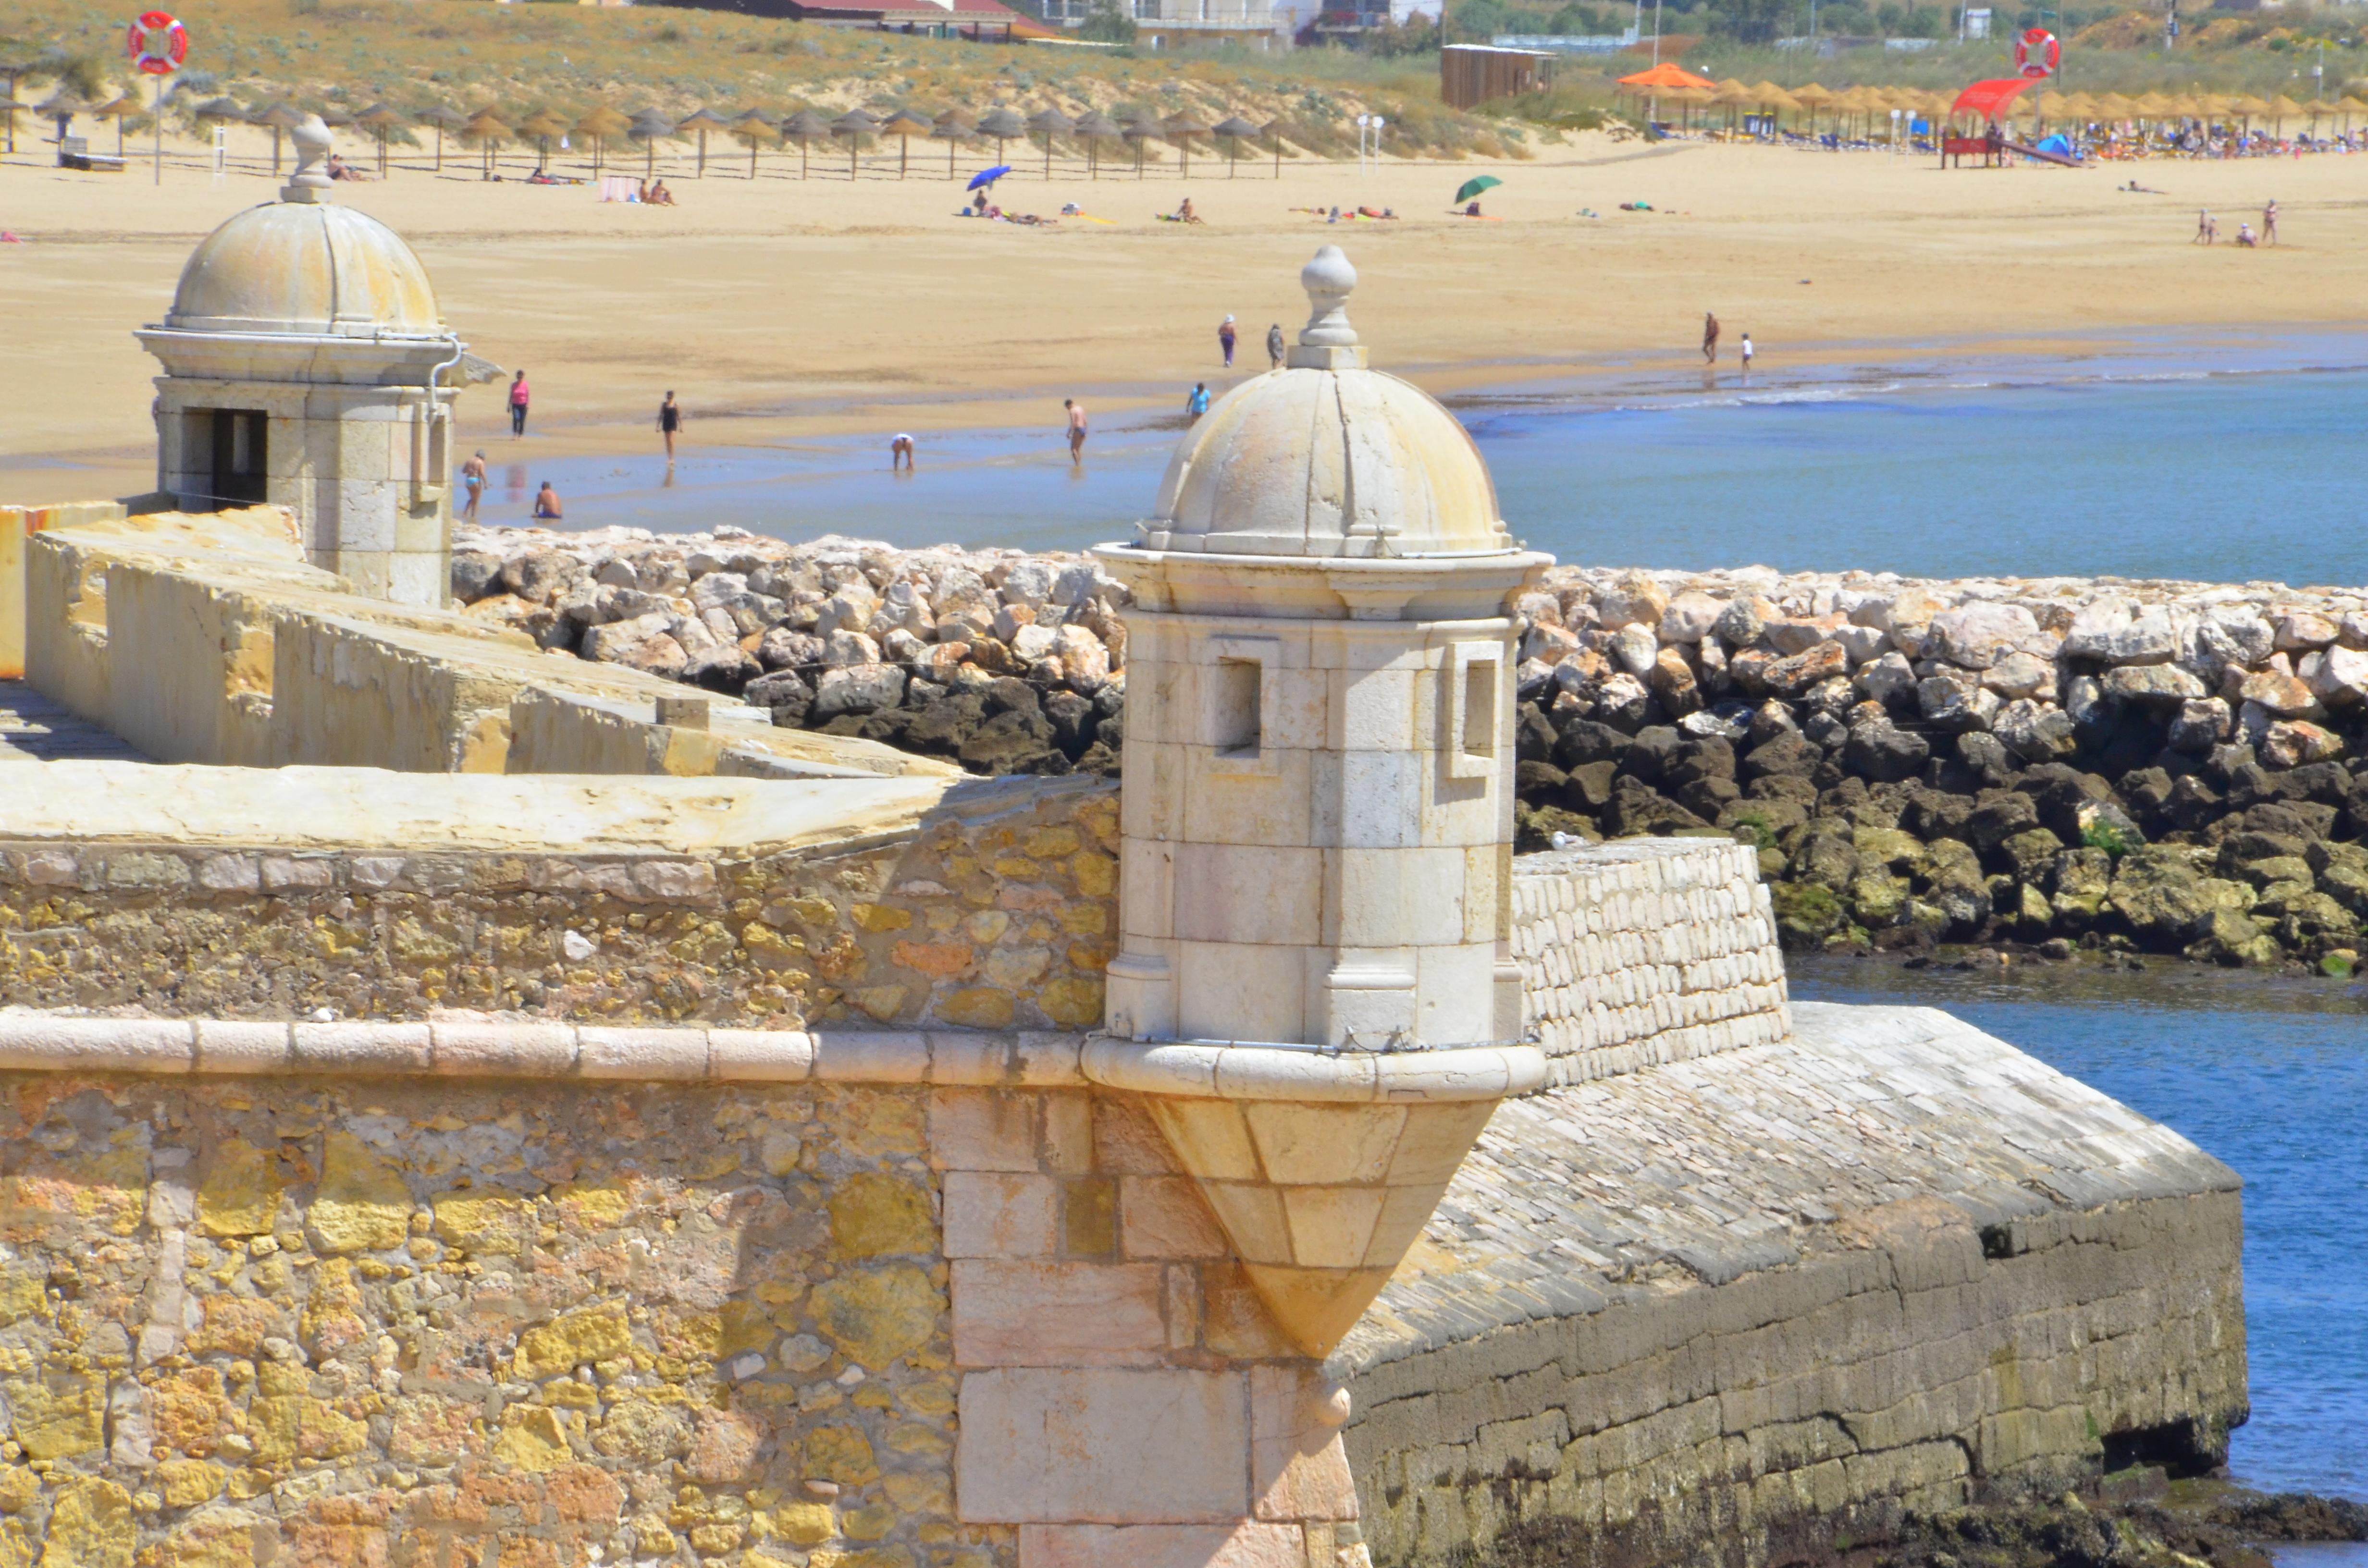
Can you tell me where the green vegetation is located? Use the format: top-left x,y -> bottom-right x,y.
0,0 -> 1529,158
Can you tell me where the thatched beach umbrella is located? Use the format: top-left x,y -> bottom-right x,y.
783,108 -> 831,179
629,108 -> 675,180
415,104 -> 465,171
251,101 -> 302,174
1163,113 -> 1208,178
574,105 -> 631,176
678,106 -> 730,176
929,110 -> 975,178
1790,81 -> 1833,136
1025,106 -> 1071,179
831,109 -> 877,180
976,106 -> 1024,167
354,103 -> 407,177
880,107 -> 932,178
1262,118 -> 1288,175
1122,115 -> 1158,178
1073,110 -> 1120,179
1208,115 -> 1258,178
0,95 -> 25,158
90,94 -> 133,158
732,108 -> 780,178
518,108 -> 571,173
464,109 -> 512,179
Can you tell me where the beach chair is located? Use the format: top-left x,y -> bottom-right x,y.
58,135 -> 125,173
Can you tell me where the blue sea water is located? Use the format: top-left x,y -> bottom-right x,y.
477,332 -> 2368,590
1789,960 -> 2368,1504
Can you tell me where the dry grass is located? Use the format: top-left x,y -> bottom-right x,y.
0,0 -> 1532,158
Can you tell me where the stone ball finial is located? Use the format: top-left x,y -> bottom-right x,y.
284,113 -> 334,203
1298,245 -> 1358,349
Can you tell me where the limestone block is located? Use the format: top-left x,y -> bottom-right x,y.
956,1368 -> 1250,1524
951,1260 -> 1171,1366
943,1171 -> 1060,1259
1171,843 -> 1323,946
1020,1523 -> 1308,1568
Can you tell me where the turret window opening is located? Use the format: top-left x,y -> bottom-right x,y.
1215,657 -> 1262,758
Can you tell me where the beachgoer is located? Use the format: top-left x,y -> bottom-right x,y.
1266,322 -> 1286,370
634,179 -> 649,203
1219,316 -> 1237,368
2262,199 -> 2278,245
1064,398 -> 1087,466
972,189 -> 988,215
1702,313 -> 1720,365
1740,332 -> 1754,373
2195,209 -> 2212,244
658,391 -> 682,460
1186,382 -> 1211,423
508,371 -> 530,439
460,451 -> 488,522
650,180 -> 675,207
890,434 -> 915,470
532,481 -> 562,520
2236,221 -> 2257,247
1327,206 -> 1340,223
1175,196 -> 1201,223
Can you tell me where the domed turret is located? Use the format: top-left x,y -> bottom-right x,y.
1136,247 -> 1516,560
136,115 -> 476,609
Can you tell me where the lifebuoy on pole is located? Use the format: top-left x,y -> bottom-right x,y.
127,11 -> 188,75
2014,26 -> 2060,79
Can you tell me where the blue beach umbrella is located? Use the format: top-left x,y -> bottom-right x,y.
967,164 -> 1011,191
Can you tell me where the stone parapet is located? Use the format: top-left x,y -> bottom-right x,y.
1332,1002 -> 2248,1568
1511,837 -> 1790,1087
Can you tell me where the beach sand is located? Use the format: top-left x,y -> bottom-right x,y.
6,130 -> 2366,502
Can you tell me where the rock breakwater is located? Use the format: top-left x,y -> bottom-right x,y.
451,527 -> 2368,971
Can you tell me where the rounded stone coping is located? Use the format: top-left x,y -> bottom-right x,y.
0,1014 -> 1090,1087
1080,1038 -> 1547,1103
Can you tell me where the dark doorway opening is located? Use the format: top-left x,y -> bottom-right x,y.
208,410 -> 268,508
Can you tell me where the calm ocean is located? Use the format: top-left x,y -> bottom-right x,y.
481,330 -> 2368,591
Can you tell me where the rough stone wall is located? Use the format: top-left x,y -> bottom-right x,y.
0,1056 -> 1362,1568
1332,1003 -> 2249,1568
0,781 -> 1118,1032
1511,840 -> 1789,1088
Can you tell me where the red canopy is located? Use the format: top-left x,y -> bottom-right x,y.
1950,77 -> 2036,120
1617,62 -> 1716,91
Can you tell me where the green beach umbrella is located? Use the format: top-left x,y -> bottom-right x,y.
1454,174 -> 1501,206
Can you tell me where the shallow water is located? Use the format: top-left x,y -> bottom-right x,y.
480,328 -> 2368,588
1789,958 -> 2368,1502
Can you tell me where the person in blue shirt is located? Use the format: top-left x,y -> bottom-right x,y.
1185,382 -> 1211,423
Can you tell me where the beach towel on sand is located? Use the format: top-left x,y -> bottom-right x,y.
599,176 -> 638,203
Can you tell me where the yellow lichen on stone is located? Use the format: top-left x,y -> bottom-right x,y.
801,1424 -> 880,1487
36,1477 -> 133,1568
827,1174 -> 935,1260
432,1188 -> 530,1255
492,1405 -> 574,1473
807,1266 -> 940,1370
154,1460 -> 221,1509
770,1503 -> 838,1545
936,988 -> 1015,1029
0,1270 -> 43,1328
0,1471 -> 33,1516
517,1302 -> 632,1378
307,1133 -> 410,1253
1036,976 -> 1106,1029
194,1139 -> 281,1238
151,1508 -> 262,1568
9,1374 -> 103,1460
851,904 -> 913,933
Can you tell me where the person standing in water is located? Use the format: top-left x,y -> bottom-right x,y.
459,451 -> 488,522
1702,313 -> 1720,364
1739,332 -> 1754,375
532,480 -> 562,520
508,370 -> 531,438
1064,399 -> 1088,466
890,433 -> 915,470
1185,382 -> 1211,423
658,391 -> 682,460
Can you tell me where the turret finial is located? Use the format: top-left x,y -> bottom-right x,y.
1289,246 -> 1366,370
283,114 -> 334,204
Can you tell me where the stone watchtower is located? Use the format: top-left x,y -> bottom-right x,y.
1082,247 -> 1554,1357
136,115 -> 468,606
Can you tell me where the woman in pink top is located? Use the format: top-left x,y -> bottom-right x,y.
509,370 -> 530,439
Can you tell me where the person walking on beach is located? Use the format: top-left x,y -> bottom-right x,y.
1739,332 -> 1754,375
2195,209 -> 2215,245
1266,322 -> 1286,370
459,451 -> 488,522
890,433 -> 915,470
1218,316 -> 1237,368
508,370 -> 531,438
1064,398 -> 1088,466
532,480 -> 562,520
2262,199 -> 2279,245
1186,382 -> 1211,424
658,391 -> 682,460
1702,312 -> 1720,364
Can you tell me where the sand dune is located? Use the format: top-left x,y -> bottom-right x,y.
6,132 -> 2364,503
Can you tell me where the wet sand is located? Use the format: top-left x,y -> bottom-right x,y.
6,130 -> 2365,503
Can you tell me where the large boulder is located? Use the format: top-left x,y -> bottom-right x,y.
1924,602 -> 2039,670
1843,720 -> 1929,784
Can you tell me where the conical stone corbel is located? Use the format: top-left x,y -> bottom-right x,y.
1082,1038 -> 1546,1358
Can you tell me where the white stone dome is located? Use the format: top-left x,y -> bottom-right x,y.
1137,247 -> 1515,560
165,200 -> 444,338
